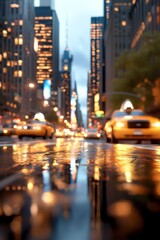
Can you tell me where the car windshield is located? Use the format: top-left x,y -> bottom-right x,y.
28,120 -> 46,125
86,128 -> 98,132
112,110 -> 146,118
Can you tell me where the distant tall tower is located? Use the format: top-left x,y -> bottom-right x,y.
59,46 -> 73,122
104,0 -> 111,26
71,81 -> 83,128
58,22 -> 73,122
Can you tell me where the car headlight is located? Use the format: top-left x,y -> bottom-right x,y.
17,126 -> 23,129
3,129 -> 8,134
115,121 -> 125,128
151,122 -> 160,127
97,133 -> 101,137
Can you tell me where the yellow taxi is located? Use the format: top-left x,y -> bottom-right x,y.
104,99 -> 160,144
15,113 -> 54,140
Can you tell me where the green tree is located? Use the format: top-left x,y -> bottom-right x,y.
111,31 -> 160,112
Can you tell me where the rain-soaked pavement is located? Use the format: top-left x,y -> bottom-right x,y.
0,136 -> 160,239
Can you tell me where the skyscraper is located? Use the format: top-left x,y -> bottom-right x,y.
0,0 -> 37,120
89,17 -> 104,123
34,0 -> 59,109
104,0 -> 132,112
59,47 -> 73,122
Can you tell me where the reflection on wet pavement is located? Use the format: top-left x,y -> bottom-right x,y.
0,138 -> 160,239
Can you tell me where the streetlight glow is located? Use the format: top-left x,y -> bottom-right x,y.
29,83 -> 35,88
53,107 -> 58,112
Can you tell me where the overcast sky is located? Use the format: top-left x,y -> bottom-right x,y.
35,0 -> 103,126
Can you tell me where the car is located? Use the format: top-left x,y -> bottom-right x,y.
15,119 -> 54,139
0,123 -> 15,136
104,99 -> 160,144
83,128 -> 102,139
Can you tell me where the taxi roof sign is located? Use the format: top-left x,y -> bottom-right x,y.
33,112 -> 45,121
120,99 -> 134,111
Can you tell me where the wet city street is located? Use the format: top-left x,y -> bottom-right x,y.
0,136 -> 160,240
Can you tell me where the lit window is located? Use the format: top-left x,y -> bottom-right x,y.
14,71 -> 18,77
14,38 -> 19,44
34,38 -> 38,52
18,71 -> 22,77
10,3 -> 19,8
19,38 -> 23,45
19,20 -> 23,25
18,60 -> 22,66
14,70 -> 23,78
2,30 -> 7,37
14,38 -> 23,45
114,7 -> 119,12
3,52 -> 7,58
121,21 -> 127,26
3,68 -> 7,73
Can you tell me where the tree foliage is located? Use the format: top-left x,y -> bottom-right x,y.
111,31 -> 160,112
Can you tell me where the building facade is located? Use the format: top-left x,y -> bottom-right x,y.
90,17 -> 105,120
34,1 -> 59,111
71,81 -> 83,129
130,0 -> 160,50
59,47 -> 73,122
87,71 -> 93,127
129,0 -> 160,112
0,0 -> 37,121
104,0 -> 132,113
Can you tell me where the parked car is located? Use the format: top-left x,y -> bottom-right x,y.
104,99 -> 160,144
83,128 -> 102,139
15,119 -> 54,139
